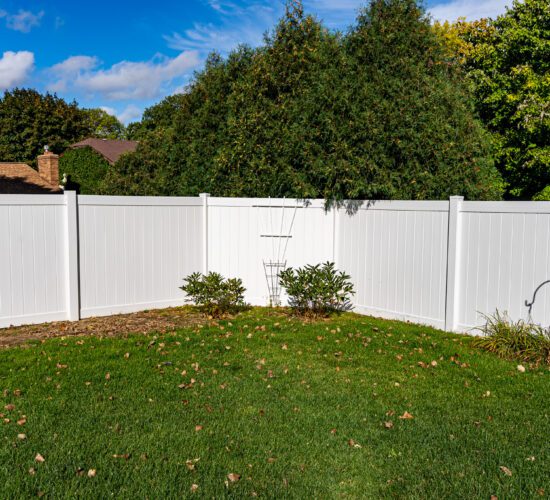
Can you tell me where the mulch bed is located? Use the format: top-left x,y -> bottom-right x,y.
0,307 -> 205,349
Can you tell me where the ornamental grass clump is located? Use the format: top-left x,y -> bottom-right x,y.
474,311 -> 550,365
279,262 -> 355,317
181,272 -> 247,318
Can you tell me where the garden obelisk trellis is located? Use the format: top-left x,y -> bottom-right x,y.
256,198 -> 298,306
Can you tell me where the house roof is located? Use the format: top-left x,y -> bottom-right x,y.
0,163 -> 61,194
70,138 -> 138,164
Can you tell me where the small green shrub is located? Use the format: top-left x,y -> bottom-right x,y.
180,272 -> 247,318
279,262 -> 355,317
474,311 -> 550,365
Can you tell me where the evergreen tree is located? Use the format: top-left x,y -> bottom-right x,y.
102,0 -> 503,201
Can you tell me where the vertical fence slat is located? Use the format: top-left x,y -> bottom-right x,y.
445,196 -> 464,331
64,191 -> 80,321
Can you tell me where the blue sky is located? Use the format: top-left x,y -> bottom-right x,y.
0,0 -> 512,124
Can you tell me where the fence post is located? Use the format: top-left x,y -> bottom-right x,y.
200,193 -> 210,275
332,204 -> 340,267
445,196 -> 464,332
64,190 -> 80,321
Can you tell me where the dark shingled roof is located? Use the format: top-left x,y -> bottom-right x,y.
70,138 -> 138,164
0,163 -> 61,194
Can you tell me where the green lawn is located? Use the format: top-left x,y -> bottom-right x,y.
0,308 -> 548,498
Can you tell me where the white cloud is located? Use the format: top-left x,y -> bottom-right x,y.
48,51 -> 201,101
100,104 -> 142,124
429,0 -> 512,22
117,104 -> 143,124
0,51 -> 34,90
165,1 -> 280,54
100,106 -> 117,116
51,55 -> 98,76
0,9 -> 44,33
47,56 -> 99,93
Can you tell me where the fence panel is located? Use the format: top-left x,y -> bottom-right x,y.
207,198 -> 335,305
457,202 -> 550,331
338,201 -> 450,330
78,196 -> 203,318
0,195 -> 68,327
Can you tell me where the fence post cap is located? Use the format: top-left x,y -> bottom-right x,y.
449,195 -> 464,201
199,193 -> 211,198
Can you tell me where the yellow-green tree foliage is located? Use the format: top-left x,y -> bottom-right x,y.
435,0 -> 550,200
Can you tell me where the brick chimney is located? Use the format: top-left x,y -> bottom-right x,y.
37,146 -> 59,187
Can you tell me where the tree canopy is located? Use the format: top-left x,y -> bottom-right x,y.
0,88 -> 126,165
103,0 -> 503,201
436,0 -> 550,200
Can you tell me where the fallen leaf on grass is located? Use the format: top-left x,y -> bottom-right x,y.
499,466 -> 512,476
17,433 -> 26,440
195,425 -> 203,432
35,453 -> 45,463
183,456 -> 199,469
348,439 -> 362,448
227,473 -> 241,482
190,484 -> 199,492
105,373 -> 111,380
517,365 -> 526,373
87,469 -> 96,478
17,418 -> 26,426
399,412 -> 414,420
384,421 -> 394,429
112,454 -> 130,460
4,404 -> 15,411
28,468 -> 35,476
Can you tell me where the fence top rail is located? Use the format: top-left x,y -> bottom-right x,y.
208,197 -> 327,208
78,195 -> 203,207
208,198 -> 451,211
462,201 -> 550,214
349,200 -> 449,212
0,194 -> 66,206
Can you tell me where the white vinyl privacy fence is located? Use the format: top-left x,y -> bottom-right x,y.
2,193 -> 550,332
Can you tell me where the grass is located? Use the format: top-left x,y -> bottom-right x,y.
0,308 -> 548,498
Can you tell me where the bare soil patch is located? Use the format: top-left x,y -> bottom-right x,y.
0,307 -> 204,348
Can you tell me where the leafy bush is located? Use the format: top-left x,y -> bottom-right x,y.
59,147 -> 110,194
279,262 -> 355,316
474,311 -> 550,365
180,272 -> 247,317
